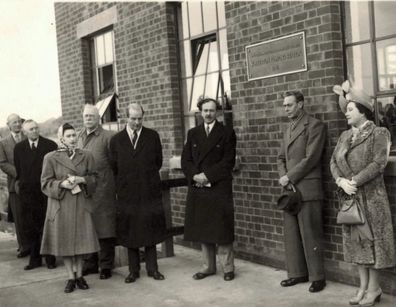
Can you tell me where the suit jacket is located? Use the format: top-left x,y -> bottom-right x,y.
14,136 -> 58,207
0,134 -> 26,192
181,120 -> 236,244
277,112 -> 326,201
109,126 -> 166,248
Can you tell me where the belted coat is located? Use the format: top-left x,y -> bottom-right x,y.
181,121 -> 236,245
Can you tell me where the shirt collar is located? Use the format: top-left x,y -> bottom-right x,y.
126,124 -> 142,138
29,138 -> 38,147
205,121 -> 216,133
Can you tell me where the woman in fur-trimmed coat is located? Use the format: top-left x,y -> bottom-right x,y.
330,91 -> 395,305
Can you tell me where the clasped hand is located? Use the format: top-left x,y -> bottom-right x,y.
60,174 -> 85,190
337,177 -> 357,195
193,172 -> 209,188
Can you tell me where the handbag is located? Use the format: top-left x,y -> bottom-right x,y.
336,189 -> 365,225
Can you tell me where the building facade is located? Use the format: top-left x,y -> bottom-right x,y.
54,1 -> 396,293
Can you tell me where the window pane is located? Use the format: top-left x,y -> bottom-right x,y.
207,41 -> 219,73
202,1 -> 217,33
181,2 -> 190,39
190,75 -> 205,111
104,32 -> 114,64
204,73 -> 220,100
222,70 -> 231,98
96,34 -> 105,66
374,1 -> 396,38
219,29 -> 229,70
344,1 -> 370,43
217,1 -> 226,28
182,78 -> 192,114
346,44 -> 374,96
377,38 -> 396,91
98,64 -> 114,94
188,2 -> 203,37
377,97 -> 396,150
194,42 -> 209,75
183,40 -> 192,77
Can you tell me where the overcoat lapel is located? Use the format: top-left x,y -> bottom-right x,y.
133,127 -> 147,157
350,122 -> 375,150
118,129 -> 136,154
197,121 -> 223,164
287,114 -> 308,148
51,151 -> 78,172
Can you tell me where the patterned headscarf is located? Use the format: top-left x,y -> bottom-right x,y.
57,123 -> 76,157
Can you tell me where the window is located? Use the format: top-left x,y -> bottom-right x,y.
177,1 -> 232,132
344,1 -> 396,151
90,30 -> 118,124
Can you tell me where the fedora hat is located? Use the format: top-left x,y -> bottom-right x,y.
277,185 -> 302,215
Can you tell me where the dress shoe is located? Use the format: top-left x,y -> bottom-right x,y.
47,263 -> 57,269
17,250 -> 30,258
224,272 -> 235,281
24,263 -> 42,270
349,288 -> 366,305
64,279 -> 76,293
309,279 -> 326,293
99,269 -> 112,280
280,276 -> 308,287
358,288 -> 382,307
75,276 -> 89,290
147,271 -> 165,280
125,272 -> 140,283
82,267 -> 99,276
192,272 -> 216,280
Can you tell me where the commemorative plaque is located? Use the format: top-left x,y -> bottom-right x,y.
246,32 -> 307,81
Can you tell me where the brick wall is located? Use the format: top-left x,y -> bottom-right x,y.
55,1 -> 396,293
225,0 -> 396,293
55,2 -> 183,170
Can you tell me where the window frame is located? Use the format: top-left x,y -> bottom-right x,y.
342,1 -> 396,161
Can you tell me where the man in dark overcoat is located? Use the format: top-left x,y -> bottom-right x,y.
181,97 -> 237,281
0,114 -> 30,257
78,104 -> 116,280
109,103 -> 166,283
277,91 -> 326,292
14,120 -> 57,270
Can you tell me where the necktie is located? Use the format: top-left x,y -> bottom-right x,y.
206,125 -> 210,137
31,142 -> 37,151
132,130 -> 138,148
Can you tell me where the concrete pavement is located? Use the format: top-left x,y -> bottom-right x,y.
0,231 -> 395,307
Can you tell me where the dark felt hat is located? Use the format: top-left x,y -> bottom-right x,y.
277,186 -> 302,215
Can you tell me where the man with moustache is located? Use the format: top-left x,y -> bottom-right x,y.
0,114 -> 30,257
181,97 -> 237,281
109,103 -> 166,284
14,120 -> 58,270
78,104 -> 116,280
277,91 -> 326,292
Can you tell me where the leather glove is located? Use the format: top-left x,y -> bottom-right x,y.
336,177 -> 357,195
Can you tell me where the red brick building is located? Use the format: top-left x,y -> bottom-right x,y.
54,1 -> 396,293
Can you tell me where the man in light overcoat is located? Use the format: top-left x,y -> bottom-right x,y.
277,91 -> 326,292
77,104 -> 116,280
0,114 -> 30,257
181,97 -> 237,281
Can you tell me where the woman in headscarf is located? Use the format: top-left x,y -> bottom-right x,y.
330,85 -> 395,306
40,123 -> 99,293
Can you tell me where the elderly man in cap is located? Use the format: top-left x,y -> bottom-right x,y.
277,91 -> 326,293
0,114 -> 30,257
77,104 -> 117,280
